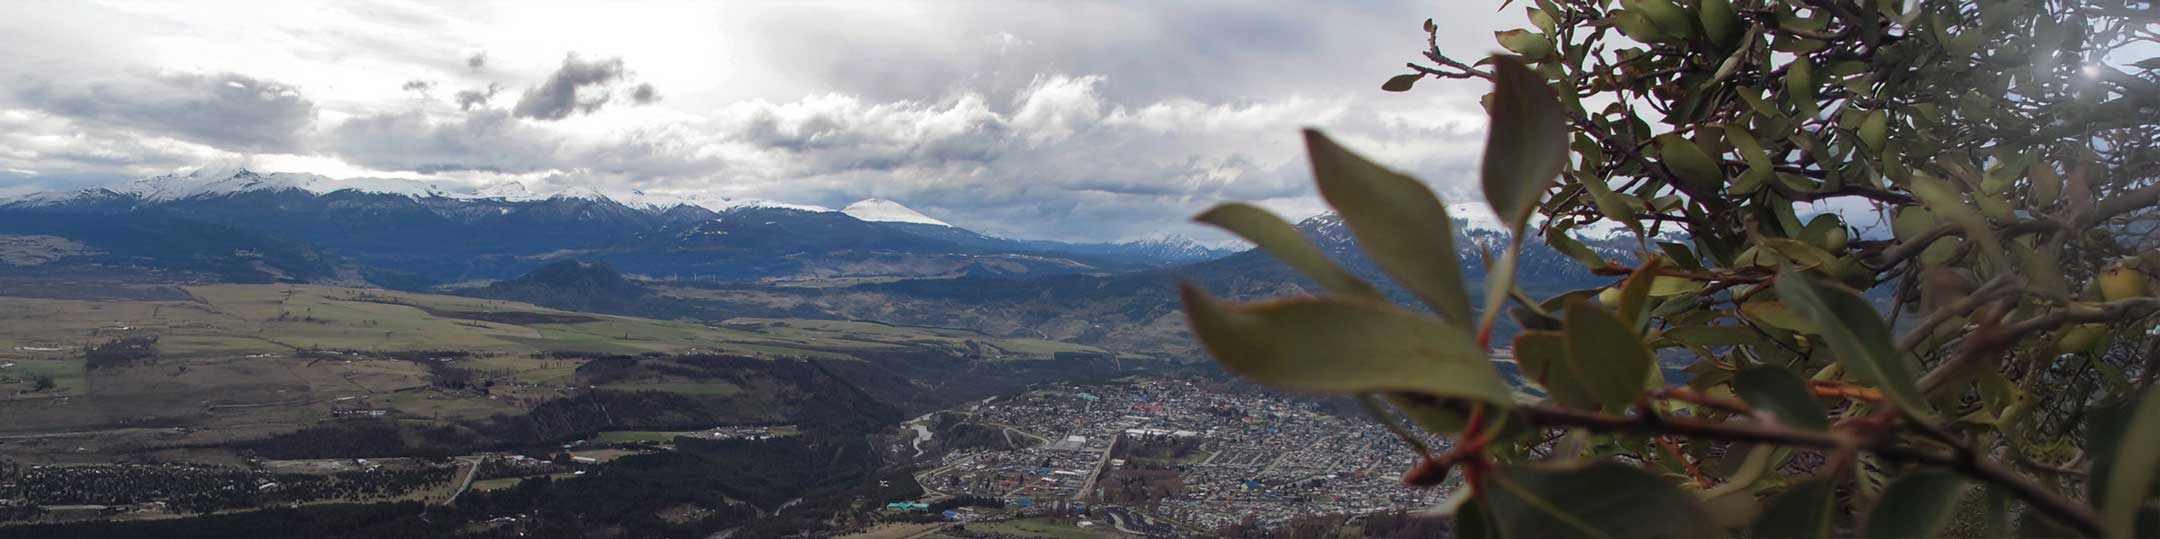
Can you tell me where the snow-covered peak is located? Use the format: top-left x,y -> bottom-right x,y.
1,166 -> 842,216
1118,233 -> 1236,260
842,198 -> 950,226
107,166 -> 454,201
1447,202 -> 1508,235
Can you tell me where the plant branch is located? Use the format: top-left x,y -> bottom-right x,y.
1513,402 -> 2103,537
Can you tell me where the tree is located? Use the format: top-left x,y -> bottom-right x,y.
1186,1 -> 2160,537
28,373 -> 55,392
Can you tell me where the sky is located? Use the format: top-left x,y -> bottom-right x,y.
0,1 -> 1528,242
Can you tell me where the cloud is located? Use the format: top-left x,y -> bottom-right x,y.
0,0 -> 1523,242
454,83 -> 499,111
511,54 -> 627,121
401,79 -> 433,94
12,72 -> 317,153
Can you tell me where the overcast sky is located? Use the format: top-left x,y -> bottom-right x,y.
0,1 -> 1526,241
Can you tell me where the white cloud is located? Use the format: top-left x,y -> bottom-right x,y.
0,0 -> 1533,241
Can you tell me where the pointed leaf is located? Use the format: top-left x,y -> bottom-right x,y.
1856,109 -> 1887,151
1723,125 -> 1774,193
1580,174 -> 1646,239
1655,133 -> 1726,195
1483,55 -> 1569,235
1733,366 -> 1829,431
1863,470 -> 1969,539
1699,0 -> 1742,50
1180,285 -> 1512,410
1383,73 -> 1421,92
2100,388 -> 2160,539
1617,258 -> 1664,329
1497,29 -> 1557,60
1195,203 -> 1383,301
1786,57 -> 1820,119
1774,270 -> 1935,419
1517,330 -> 1600,410
1306,129 -> 1475,326
1484,461 -> 1729,539
1752,480 -> 1838,539
1564,301 -> 1655,411
1739,301 -> 1817,333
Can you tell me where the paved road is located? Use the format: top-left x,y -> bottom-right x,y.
440,457 -> 481,505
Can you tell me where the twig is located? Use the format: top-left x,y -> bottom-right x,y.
1512,403 -> 2104,537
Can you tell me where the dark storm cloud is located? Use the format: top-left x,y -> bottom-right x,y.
14,72 -> 316,153
329,109 -> 553,173
454,83 -> 499,111
631,83 -> 659,104
511,54 -> 626,121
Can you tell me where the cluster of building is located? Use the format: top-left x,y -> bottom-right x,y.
904,378 -> 1454,534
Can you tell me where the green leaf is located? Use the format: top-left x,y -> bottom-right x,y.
1482,55 -> 1569,235
1655,133 -> 1725,195
1527,7 -> 1557,34
1856,109 -> 1887,152
1497,29 -> 1557,60
1382,73 -> 1421,92
1612,9 -> 1674,44
1483,461 -> 1728,539
1739,301 -> 1817,333
1579,174 -> 1645,239
1457,497 -> 1498,539
1617,258 -> 1664,330
1547,226 -> 1608,268
1194,203 -> 1384,301
1564,301 -> 1655,411
1863,470 -> 1969,539
1472,56 -> 1568,340
1723,125 -> 1774,194
1179,285 -> 1512,410
1304,129 -> 1475,326
1732,366 -> 1828,431
1516,330 -> 1599,410
1751,479 -> 1838,539
1786,57 -> 1820,119
1625,0 -> 1696,41
1773,269 -> 1935,419
2100,388 -> 2160,539
1698,0 -> 1741,50
1660,241 -> 1704,270
1911,174 -> 2006,272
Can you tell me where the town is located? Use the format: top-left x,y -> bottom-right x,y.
889,377 -> 1452,536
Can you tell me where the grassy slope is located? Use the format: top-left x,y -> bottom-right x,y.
0,284 -> 1115,455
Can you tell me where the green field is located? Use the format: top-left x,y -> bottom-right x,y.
0,283 -> 1116,460
966,518 -> 1126,539
594,430 -> 691,443
719,318 -> 1105,360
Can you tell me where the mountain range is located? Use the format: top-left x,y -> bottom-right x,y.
0,166 -> 1641,353
0,168 -> 1237,285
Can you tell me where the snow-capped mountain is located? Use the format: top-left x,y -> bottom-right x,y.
1113,234 -> 1237,262
841,198 -> 951,227
2,167 -> 836,215
0,166 -> 1225,285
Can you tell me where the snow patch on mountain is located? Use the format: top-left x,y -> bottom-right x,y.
1116,234 -> 1236,260
842,199 -> 950,226
102,166 -> 457,202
